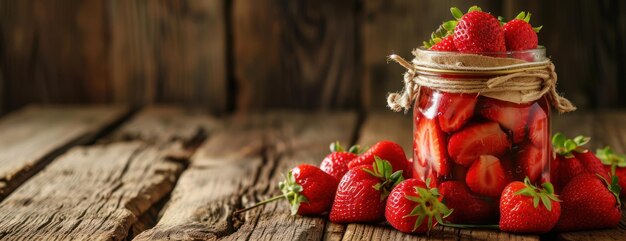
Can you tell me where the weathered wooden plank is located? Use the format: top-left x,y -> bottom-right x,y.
362,0 -> 501,110
0,106 -> 217,240
233,0 -> 358,110
341,112 -> 539,241
0,105 -> 128,200
109,0 -> 228,112
0,142 -> 181,240
133,112 -> 358,240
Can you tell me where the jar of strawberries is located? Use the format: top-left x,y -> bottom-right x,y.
388,47 -> 576,224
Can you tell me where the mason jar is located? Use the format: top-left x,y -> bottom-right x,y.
410,48 -> 551,223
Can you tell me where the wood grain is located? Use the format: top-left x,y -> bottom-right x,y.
361,0 -> 502,110
0,0 -> 110,110
233,0 -> 358,111
133,112 -> 359,240
341,112 -> 540,241
109,0 -> 228,112
0,105 -> 128,200
0,106 -> 218,240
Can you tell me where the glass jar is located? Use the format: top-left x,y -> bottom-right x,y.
411,48 -> 551,223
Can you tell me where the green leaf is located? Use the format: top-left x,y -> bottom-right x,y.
361,168 -> 377,177
533,196 -> 539,208
524,12 -> 532,22
552,133 -> 566,146
540,195 -> 552,211
450,7 -> 463,20
348,145 -> 360,154
405,195 -> 422,203
542,182 -> 555,194
533,25 -> 543,33
442,20 -> 457,31
372,183 -> 382,191
468,5 -> 481,13
515,11 -> 526,20
414,214 -> 426,231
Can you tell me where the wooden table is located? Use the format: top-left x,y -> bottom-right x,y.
0,106 -> 624,241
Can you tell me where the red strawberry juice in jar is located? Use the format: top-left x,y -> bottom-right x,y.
411,48 -> 551,223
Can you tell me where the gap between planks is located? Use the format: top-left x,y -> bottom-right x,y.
0,106 -> 219,241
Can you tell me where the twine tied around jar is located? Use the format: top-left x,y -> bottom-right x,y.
386,49 -> 577,113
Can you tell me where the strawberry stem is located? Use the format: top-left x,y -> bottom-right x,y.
439,222 -> 500,230
233,195 -> 285,215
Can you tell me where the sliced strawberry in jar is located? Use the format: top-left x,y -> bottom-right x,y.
415,118 -> 449,176
447,122 -> 511,167
438,93 -> 477,133
466,155 -> 510,197
518,143 -> 546,182
528,104 -> 548,147
477,98 -> 531,144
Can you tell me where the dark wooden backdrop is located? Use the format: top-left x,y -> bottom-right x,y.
1,0 -> 625,114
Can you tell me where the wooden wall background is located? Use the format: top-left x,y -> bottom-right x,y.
1,0 -> 625,114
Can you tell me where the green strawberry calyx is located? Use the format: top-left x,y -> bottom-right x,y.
278,170 -> 309,215
362,157 -> 404,200
514,177 -> 560,211
597,173 -> 622,207
511,11 -> 543,32
403,178 -> 453,232
596,146 -> 626,175
233,170 -> 307,216
329,141 -> 361,154
552,133 -> 591,158
422,6 -> 482,49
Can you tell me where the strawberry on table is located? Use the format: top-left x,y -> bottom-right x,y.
439,181 -> 497,224
437,93 -> 477,133
448,122 -> 511,167
477,98 -> 531,144
552,133 -> 610,190
320,141 -> 360,181
597,146 -> 626,196
465,155 -> 511,197
385,179 -> 451,234
499,178 -> 561,233
503,11 -> 542,51
348,140 -> 411,178
330,158 -> 404,223
555,173 -> 622,231
414,118 -> 449,177
234,164 -> 338,216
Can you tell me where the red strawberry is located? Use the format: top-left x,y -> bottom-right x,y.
527,104 -> 549,147
503,12 -> 541,51
414,118 -> 449,176
438,93 -> 477,133
499,178 -> 561,233
554,155 -> 584,191
330,158 -> 404,223
385,179 -> 451,233
477,98 -> 531,144
448,122 -> 511,166
320,141 -> 359,181
518,143 -> 547,182
430,35 -> 458,52
348,140 -> 411,178
234,164 -> 338,215
555,173 -> 622,231
439,181 -> 496,224
465,155 -> 510,197
552,133 -> 611,189
451,6 -> 506,53
597,146 -> 626,196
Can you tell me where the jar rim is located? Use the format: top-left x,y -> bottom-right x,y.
415,46 -> 546,62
